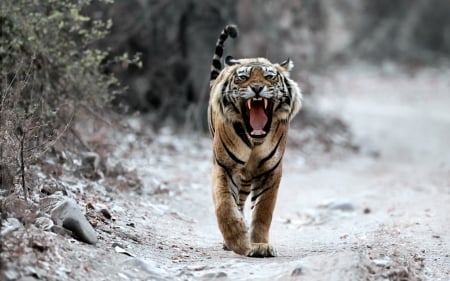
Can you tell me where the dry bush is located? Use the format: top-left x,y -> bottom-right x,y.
0,0 -> 138,199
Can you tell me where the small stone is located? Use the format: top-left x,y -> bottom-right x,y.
372,258 -> 392,267
291,266 -> 303,276
35,216 -> 54,231
32,240 -> 49,252
114,244 -> 135,257
201,272 -> 227,278
187,264 -> 208,271
2,269 -> 19,280
80,152 -> 104,180
81,152 -> 101,171
0,218 -> 22,236
51,198 -> 97,244
363,207 -> 371,214
330,202 -> 355,212
100,208 -> 112,220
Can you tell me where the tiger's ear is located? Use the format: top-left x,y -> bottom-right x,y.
225,55 -> 240,66
279,58 -> 294,72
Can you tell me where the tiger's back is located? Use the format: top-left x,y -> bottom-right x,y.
208,25 -> 302,257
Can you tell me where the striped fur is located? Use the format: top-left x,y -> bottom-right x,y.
210,25 -> 238,82
208,25 -> 302,257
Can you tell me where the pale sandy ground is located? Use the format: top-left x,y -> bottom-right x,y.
2,64 -> 449,281
112,63 -> 450,280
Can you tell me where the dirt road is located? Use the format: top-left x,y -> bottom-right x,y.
106,64 -> 449,280
2,64 -> 449,280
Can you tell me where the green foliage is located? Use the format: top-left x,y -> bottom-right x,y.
0,0 -> 138,190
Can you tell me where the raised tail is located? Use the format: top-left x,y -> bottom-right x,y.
210,24 -> 238,83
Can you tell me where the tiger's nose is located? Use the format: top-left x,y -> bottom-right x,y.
250,84 -> 264,95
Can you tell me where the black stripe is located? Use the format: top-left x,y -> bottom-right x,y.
219,32 -> 227,41
230,97 -> 240,113
241,178 -> 252,184
215,158 -> 238,188
232,122 -> 252,148
252,157 -> 282,181
220,137 -> 245,165
239,190 -> 250,195
219,101 -> 224,116
221,95 -> 240,114
221,80 -> 229,93
273,122 -> 280,133
258,135 -> 284,168
283,77 -> 292,96
212,59 -> 221,70
274,102 -> 282,111
222,80 -> 241,114
221,95 -> 230,108
220,80 -> 229,103
210,71 -> 219,80
284,96 -> 291,107
283,77 -> 293,107
251,187 -> 271,202
215,46 -> 223,57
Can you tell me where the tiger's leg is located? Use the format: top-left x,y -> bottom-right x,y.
223,183 -> 251,251
247,166 -> 282,257
212,165 -> 251,255
237,183 -> 251,214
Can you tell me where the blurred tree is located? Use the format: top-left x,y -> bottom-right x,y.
90,0 -> 237,130
353,0 -> 450,62
93,0 -> 450,129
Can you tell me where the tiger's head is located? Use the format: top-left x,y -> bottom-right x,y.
210,56 -> 302,140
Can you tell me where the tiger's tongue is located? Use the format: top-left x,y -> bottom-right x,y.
249,102 -> 268,130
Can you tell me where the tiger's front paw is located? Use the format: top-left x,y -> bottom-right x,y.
247,243 -> 278,257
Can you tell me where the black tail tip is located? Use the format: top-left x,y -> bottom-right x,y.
226,24 -> 238,38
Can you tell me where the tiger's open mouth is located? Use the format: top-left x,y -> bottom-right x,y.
242,97 -> 272,138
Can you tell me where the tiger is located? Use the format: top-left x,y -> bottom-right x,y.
208,24 -> 302,257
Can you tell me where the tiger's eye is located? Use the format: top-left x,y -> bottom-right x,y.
265,73 -> 276,80
236,74 -> 248,81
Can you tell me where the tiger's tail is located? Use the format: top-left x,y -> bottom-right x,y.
210,24 -> 238,83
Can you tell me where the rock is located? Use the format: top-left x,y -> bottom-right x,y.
18,277 -> 41,281
40,182 -> 66,195
1,218 -> 23,236
50,198 -> 98,244
330,202 -> 355,212
372,258 -> 392,267
1,269 -> 19,281
201,272 -> 227,279
291,266 -> 303,276
34,216 -> 54,231
81,152 -> 101,171
100,208 -> 112,220
113,242 -> 135,257
81,152 -> 104,180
